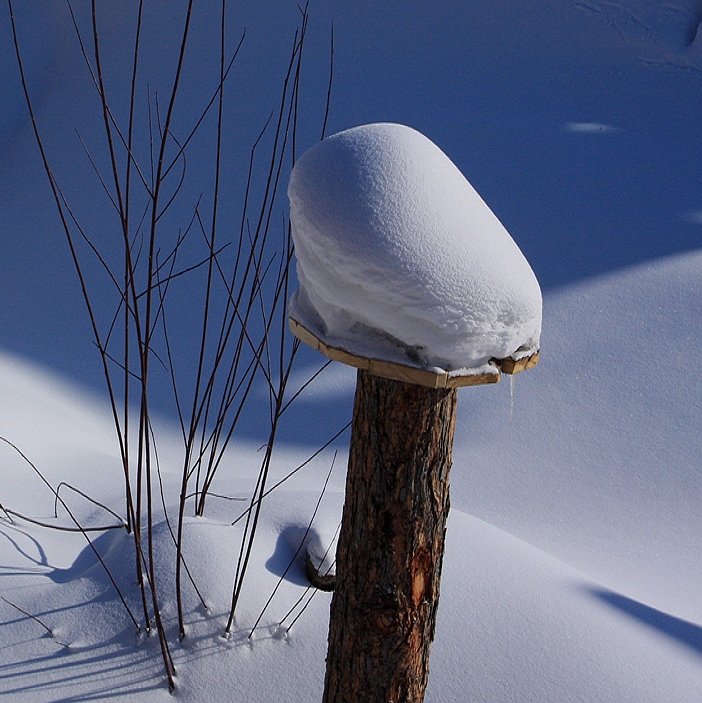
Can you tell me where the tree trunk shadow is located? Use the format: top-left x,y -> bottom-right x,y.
586,586 -> 702,657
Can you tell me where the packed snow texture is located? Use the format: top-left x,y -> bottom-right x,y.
288,123 -> 542,372
306,529 -> 337,579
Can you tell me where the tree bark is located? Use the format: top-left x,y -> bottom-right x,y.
322,368 -> 458,703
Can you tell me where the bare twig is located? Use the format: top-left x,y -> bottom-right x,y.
0,436 -> 138,629
1,508 -> 124,533
9,0 -> 334,689
1,596 -> 71,648
321,22 -> 334,140
231,421 -> 351,527
54,482 -> 126,525
248,452 -> 337,637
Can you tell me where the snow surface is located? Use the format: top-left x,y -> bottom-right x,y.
289,123 -> 542,372
2,1 -> 702,702
305,528 -> 338,581
2,250 -> 702,701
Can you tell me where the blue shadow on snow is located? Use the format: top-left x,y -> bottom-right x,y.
265,524 -> 313,588
587,587 -> 702,657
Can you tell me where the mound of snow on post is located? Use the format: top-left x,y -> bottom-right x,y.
288,123 -> 541,372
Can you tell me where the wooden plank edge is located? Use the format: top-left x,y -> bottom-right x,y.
499,350 -> 540,375
289,317 -> 501,389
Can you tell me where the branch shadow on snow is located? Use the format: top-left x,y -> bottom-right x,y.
45,530 -> 125,585
0,631 -> 164,702
586,587 -> 702,657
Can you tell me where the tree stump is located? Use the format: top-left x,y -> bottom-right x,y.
322,368 -> 457,703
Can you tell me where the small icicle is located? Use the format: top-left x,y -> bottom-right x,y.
509,373 -> 516,422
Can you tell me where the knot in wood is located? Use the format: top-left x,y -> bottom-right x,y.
374,609 -> 398,634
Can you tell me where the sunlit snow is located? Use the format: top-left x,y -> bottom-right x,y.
289,123 -> 542,371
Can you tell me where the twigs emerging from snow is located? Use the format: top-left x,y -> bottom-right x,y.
0,596 -> 71,649
0,436 -> 138,629
277,520 -> 341,635
8,0 -> 335,691
247,452 -> 337,638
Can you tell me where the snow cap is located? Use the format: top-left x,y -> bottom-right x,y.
288,123 -> 541,372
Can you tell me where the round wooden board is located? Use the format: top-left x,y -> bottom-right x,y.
289,317 -> 539,389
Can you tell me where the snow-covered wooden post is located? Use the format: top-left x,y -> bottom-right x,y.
288,124 -> 541,703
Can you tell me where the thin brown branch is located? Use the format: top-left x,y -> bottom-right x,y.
248,451 -> 337,637
1,596 -> 71,648
321,22 -> 334,140
0,436 -> 138,628
54,482 -> 126,525
231,421 -> 351,527
1,508 -> 125,533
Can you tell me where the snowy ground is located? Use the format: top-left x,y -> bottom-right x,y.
2,252 -> 701,702
2,1 -> 701,701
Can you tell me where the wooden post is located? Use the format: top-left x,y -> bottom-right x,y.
289,317 -> 538,703
322,369 -> 457,703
